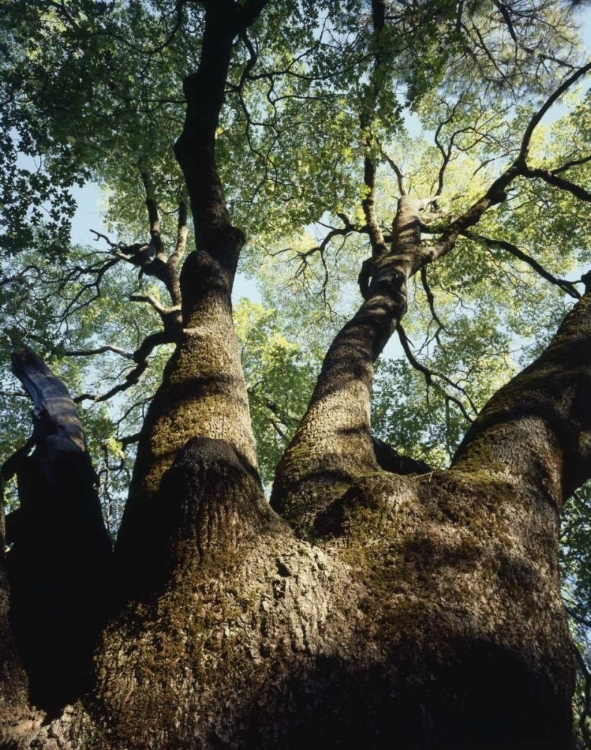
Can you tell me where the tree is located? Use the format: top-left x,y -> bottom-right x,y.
2,0 -> 591,747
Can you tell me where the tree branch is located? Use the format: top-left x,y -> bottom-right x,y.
518,62 -> 591,164
376,138 -> 406,196
522,166 -> 591,203
461,231 -> 581,299
61,345 -> 136,360
397,324 -> 475,423
74,331 -> 170,404
420,266 -> 447,331
452,286 -> 591,505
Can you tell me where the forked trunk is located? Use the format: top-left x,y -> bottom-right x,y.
0,2 -> 584,745
10,264 -> 583,750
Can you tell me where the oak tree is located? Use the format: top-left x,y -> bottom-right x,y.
2,1 -> 591,747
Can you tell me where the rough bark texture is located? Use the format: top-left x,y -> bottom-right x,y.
270,196 -> 426,535
115,268 -> 260,597
114,1 -> 263,596
4,429 -> 574,749
0,190 -> 582,750
72,293 -> 581,750
452,292 -> 591,504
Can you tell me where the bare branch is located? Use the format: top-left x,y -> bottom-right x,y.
61,345 -> 135,360
432,96 -> 465,197
462,230 -> 581,299
90,229 -> 120,250
397,324 -> 475,423
553,154 -> 591,175
247,384 -> 298,427
566,606 -> 591,630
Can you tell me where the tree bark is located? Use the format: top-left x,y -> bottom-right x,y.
83,293 -> 580,750
2,345 -> 111,715
114,2 -> 266,596
9,231 -> 575,750
270,196 -> 427,535
0,2 -> 582,746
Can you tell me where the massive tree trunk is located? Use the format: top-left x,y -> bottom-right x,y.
3,286 -> 581,749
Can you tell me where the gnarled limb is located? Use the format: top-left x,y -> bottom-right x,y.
5,345 -> 112,711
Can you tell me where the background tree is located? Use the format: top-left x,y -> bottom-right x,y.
2,0 -> 591,747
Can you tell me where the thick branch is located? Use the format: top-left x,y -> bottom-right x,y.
167,201 -> 188,307
116,2 -> 266,588
362,155 -> 388,255
522,166 -> 591,203
7,346 -> 111,708
378,141 -> 406,196
452,288 -> 591,506
174,8 -> 244,278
